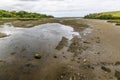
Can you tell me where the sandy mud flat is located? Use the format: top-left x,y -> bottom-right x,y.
0,18 -> 120,80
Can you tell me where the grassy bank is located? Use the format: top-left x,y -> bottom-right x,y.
0,9 -> 53,19
84,11 -> 120,26
84,11 -> 120,20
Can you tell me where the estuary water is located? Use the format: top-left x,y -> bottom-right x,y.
0,23 -> 79,60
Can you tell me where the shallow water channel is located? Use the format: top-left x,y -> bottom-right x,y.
0,23 -> 80,60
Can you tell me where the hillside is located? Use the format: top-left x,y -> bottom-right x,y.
84,11 -> 120,19
0,9 -> 53,19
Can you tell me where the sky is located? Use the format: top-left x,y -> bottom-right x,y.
0,0 -> 120,17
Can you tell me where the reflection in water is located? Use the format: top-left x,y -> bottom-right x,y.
0,23 -> 79,60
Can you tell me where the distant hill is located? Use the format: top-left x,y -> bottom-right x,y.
84,11 -> 120,19
0,9 -> 53,19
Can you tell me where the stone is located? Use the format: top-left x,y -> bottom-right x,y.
101,66 -> 111,73
53,55 -> 57,58
115,61 -> 120,66
83,41 -> 90,44
34,52 -> 42,59
83,59 -> 87,62
115,71 -> 120,80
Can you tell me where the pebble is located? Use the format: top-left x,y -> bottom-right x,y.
83,59 -> 87,62
77,73 -> 80,76
34,52 -> 42,59
60,75 -> 63,78
53,55 -> 57,58
69,77 -> 72,80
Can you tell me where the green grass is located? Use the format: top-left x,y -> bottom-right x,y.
104,11 -> 120,17
84,11 -> 120,19
0,9 -> 53,19
84,11 -> 120,26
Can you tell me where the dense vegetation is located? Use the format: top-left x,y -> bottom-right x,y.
0,9 -> 53,19
84,11 -> 120,19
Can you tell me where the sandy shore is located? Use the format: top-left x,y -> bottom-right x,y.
82,19 -> 120,80
0,18 -> 120,80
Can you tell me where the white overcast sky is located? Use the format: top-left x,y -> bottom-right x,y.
0,0 -> 120,17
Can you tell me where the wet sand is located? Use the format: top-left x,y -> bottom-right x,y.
0,32 -> 7,38
82,19 -> 120,80
0,18 -> 120,80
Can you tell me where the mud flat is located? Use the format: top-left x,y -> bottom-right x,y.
0,18 -> 91,80
0,32 -> 7,38
0,18 -> 120,80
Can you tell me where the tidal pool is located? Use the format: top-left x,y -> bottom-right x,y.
0,23 -> 79,60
